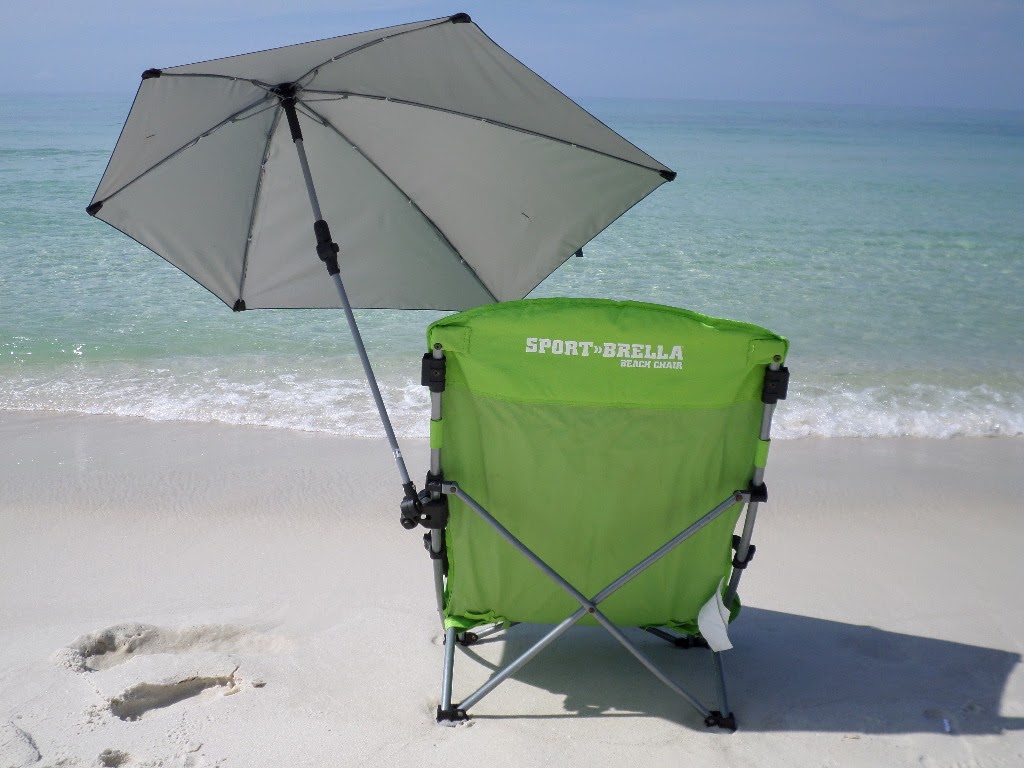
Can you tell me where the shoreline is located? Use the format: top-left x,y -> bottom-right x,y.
1,410 -> 1022,766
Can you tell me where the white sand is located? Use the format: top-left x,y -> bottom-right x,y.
1,410 -> 1022,767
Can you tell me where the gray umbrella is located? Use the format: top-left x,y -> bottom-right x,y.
87,12 -> 675,501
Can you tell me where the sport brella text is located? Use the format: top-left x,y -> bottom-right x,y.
525,337 -> 684,369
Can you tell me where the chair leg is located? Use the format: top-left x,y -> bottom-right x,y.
591,612 -> 713,721
645,626 -> 710,649
705,651 -> 737,731
457,622 -> 519,646
439,483 -> 748,727
437,627 -> 468,722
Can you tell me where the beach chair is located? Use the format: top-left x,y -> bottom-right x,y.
402,298 -> 789,729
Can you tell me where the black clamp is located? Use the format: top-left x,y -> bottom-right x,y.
747,482 -> 768,504
762,366 -> 790,404
421,351 -> 446,392
400,473 -> 449,530
422,528 -> 450,576
731,535 -> 757,570
313,220 -> 340,276
399,481 -> 422,530
423,530 -> 446,560
705,710 -> 737,731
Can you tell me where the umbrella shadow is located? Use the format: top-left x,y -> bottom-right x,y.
454,608 -> 1024,734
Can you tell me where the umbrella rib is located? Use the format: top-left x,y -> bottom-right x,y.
299,89 -> 672,178
147,72 -> 279,91
93,94 -> 274,208
298,101 -> 499,304
154,17 -> 455,91
469,21 -> 673,180
236,106 -> 282,306
291,16 -> 456,91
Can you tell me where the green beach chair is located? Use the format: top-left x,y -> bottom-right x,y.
404,298 -> 789,729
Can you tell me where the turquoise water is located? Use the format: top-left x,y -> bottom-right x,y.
1,94 -> 1022,438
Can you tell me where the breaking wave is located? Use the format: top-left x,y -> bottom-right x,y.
1,362 -> 1021,440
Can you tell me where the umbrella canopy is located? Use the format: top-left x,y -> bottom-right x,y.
87,12 -> 674,311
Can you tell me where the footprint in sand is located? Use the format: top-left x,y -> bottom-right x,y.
0,721 -> 41,768
109,667 -> 241,720
53,623 -> 276,721
56,622 -> 266,672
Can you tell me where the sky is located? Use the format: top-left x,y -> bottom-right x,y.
1,0 -> 1022,110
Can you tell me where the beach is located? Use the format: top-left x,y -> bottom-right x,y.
2,90 -> 1023,767
2,410 -> 1022,766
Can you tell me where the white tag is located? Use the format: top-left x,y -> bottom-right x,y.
696,578 -> 733,652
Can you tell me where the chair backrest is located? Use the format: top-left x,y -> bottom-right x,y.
427,298 -> 788,631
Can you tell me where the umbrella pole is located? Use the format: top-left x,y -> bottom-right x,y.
277,87 -> 417,501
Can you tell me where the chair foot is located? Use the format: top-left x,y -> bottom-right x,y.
645,627 -> 710,649
704,710 -> 737,731
674,635 -> 709,650
436,705 -> 469,723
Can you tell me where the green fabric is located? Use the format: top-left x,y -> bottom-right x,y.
430,419 -> 443,450
754,439 -> 771,468
427,298 -> 788,630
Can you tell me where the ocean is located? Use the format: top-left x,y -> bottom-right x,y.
1,94 -> 1022,440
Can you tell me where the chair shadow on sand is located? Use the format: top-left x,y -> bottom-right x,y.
455,607 -> 1024,734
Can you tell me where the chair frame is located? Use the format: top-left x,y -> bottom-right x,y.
415,340 -> 786,730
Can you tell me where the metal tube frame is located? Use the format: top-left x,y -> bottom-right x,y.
437,481 -> 751,722
287,129 -> 414,489
722,359 -> 781,609
428,346 -> 446,622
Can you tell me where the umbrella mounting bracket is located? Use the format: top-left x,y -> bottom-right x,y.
401,472 -> 449,531
761,365 -> 789,404
421,353 -> 446,392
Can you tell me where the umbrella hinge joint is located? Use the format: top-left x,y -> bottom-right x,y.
313,220 -> 341,276
273,84 -> 304,141
271,82 -> 299,100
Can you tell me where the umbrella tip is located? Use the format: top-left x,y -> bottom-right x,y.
660,169 -> 677,182
449,12 -> 472,23
232,299 -> 247,312
86,201 -> 102,216
141,68 -> 162,80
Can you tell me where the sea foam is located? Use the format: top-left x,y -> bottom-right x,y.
2,365 -> 1020,440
